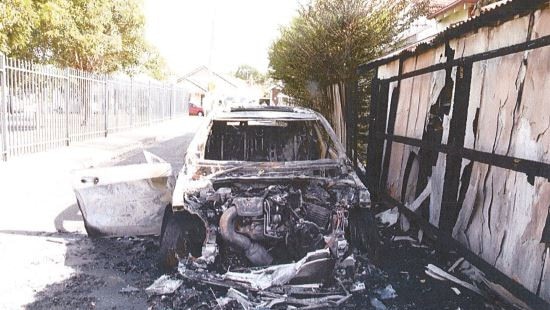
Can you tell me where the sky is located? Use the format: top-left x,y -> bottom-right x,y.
144,0 -> 302,78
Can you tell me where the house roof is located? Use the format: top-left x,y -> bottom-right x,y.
179,65 -> 209,80
180,79 -> 207,92
428,0 -> 478,19
360,0 -> 542,72
429,0 -> 456,14
177,66 -> 240,89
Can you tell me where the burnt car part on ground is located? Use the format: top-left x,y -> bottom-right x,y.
145,223 -> 493,309
176,248 -> 359,309
72,153 -> 173,237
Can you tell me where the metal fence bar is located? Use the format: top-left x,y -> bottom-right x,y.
64,69 -> 70,146
0,53 -> 189,161
0,55 -> 8,161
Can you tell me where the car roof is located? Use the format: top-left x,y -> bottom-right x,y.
213,106 -> 319,121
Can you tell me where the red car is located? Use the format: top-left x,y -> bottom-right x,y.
189,103 -> 204,116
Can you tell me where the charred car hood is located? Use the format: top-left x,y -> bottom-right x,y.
171,158 -> 364,208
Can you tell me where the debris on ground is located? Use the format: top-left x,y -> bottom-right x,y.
224,288 -> 252,309
221,249 -> 333,290
425,263 -> 484,297
376,207 -> 399,226
391,236 -> 417,243
177,248 -> 355,308
376,284 -> 397,300
145,275 -> 183,296
448,257 -> 465,272
451,287 -> 461,295
119,285 -> 140,294
460,261 -> 534,310
370,297 -> 388,310
350,281 -> 366,292
25,225 -> 496,309
159,230 -> 493,310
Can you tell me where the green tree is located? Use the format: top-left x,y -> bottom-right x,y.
142,45 -> 171,80
234,64 -> 267,85
0,0 -> 38,57
268,0 -> 428,115
0,0 -> 168,79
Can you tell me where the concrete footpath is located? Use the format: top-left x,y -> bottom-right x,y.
0,116 -> 204,234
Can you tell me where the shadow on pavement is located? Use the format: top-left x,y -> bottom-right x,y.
0,230 -> 71,238
54,204 -> 81,233
23,234 -> 160,310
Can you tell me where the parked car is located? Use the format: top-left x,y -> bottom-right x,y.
189,103 -> 204,116
72,106 -> 377,273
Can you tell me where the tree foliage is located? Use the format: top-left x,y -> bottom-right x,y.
0,0 -> 38,57
233,64 -> 267,85
268,0 -> 428,112
0,0 -> 168,79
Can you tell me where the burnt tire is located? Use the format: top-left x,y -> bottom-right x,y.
349,207 -> 380,258
76,200 -> 103,238
82,218 -> 103,238
159,212 -> 191,272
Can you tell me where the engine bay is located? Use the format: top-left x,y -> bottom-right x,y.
182,178 -> 362,267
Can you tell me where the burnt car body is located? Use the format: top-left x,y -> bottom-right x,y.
72,106 -> 377,271
162,106 -> 376,270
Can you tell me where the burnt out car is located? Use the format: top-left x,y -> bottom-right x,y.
72,106 -> 377,272
161,106 -> 378,270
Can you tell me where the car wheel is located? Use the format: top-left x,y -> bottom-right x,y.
159,212 -> 191,272
198,111 -> 204,116
77,200 -> 103,238
82,218 -> 103,238
348,207 -> 380,258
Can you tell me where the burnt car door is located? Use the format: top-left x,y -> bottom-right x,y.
71,152 -> 173,237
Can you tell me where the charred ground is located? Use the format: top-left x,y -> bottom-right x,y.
24,224 -> 494,309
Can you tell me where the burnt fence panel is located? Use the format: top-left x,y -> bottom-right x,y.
353,3 -> 550,308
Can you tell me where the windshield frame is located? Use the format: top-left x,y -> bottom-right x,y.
184,109 -> 348,171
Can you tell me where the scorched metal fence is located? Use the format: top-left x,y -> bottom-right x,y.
0,54 -> 189,161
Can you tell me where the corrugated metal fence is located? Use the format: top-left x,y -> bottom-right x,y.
0,54 -> 189,161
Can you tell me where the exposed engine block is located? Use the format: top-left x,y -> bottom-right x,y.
186,180 -> 360,266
